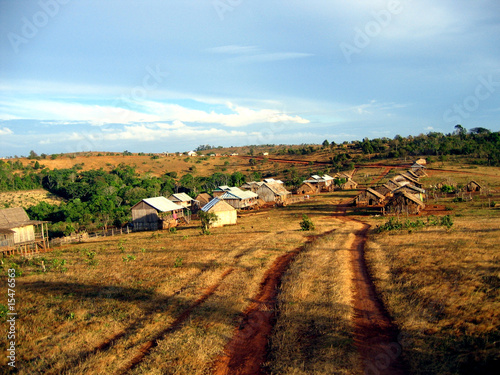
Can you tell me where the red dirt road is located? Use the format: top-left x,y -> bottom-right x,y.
211,248 -> 302,375
349,220 -> 407,375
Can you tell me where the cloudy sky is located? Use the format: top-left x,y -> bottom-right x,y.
1,0 -> 499,156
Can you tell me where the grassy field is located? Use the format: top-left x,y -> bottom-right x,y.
0,189 -> 64,209
0,194 -> 347,374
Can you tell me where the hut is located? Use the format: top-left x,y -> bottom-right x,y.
168,193 -> 194,209
256,182 -> 292,204
385,191 -> 425,215
465,180 -> 482,192
201,198 -> 237,228
131,197 -> 186,231
212,185 -> 231,198
392,185 -> 427,202
195,193 -> 212,208
415,158 -> 427,165
355,188 -> 386,206
340,179 -> 358,190
394,174 -> 423,188
296,182 -> 319,195
0,207 -> 49,254
218,187 -> 259,209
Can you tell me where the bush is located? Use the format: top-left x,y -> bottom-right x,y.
300,214 -> 315,231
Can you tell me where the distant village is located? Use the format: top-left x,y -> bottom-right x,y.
0,157 -> 485,256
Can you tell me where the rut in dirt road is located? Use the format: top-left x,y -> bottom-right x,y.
347,218 -> 408,375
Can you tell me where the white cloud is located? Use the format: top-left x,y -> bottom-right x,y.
0,98 -> 309,128
0,127 -> 13,135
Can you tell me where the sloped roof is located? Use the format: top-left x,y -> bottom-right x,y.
394,185 -> 426,194
411,162 -> 426,169
219,187 -> 258,200
468,180 -> 482,187
140,197 -> 183,212
202,198 -> 236,213
399,191 -> 425,206
366,188 -> 386,200
0,207 -> 38,229
260,182 -> 291,196
406,169 -> 420,179
298,182 -> 317,191
169,193 -> 193,202
323,174 -> 334,181
195,193 -> 212,201
311,175 -> 322,180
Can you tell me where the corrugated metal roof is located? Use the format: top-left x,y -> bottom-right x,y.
142,197 -> 182,212
311,175 -> 321,180
169,193 -> 193,202
201,198 -> 235,212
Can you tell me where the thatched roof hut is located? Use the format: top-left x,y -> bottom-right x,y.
385,191 -> 425,215
465,180 -> 482,192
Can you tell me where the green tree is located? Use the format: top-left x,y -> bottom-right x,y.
199,211 -> 218,234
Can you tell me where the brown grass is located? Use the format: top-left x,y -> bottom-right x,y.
0,195 -> 344,374
364,214 -> 500,374
266,219 -> 360,374
0,189 -> 64,208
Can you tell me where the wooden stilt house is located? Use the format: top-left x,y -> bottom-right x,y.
0,207 -> 49,255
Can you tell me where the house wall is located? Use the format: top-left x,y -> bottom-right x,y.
132,201 -> 160,231
12,225 -> 35,244
256,185 -> 275,202
211,210 -> 237,228
0,233 -> 14,247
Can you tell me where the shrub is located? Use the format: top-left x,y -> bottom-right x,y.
300,214 -> 315,231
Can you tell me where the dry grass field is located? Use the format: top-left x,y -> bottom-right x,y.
0,189 -> 64,209
16,153 -> 327,181
0,194 -> 351,374
365,213 -> 500,374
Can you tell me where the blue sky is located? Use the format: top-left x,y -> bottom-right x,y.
1,0 -> 499,157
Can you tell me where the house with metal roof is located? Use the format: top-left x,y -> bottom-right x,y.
168,193 -> 194,208
131,197 -> 187,231
201,198 -> 237,227
218,187 -> 259,209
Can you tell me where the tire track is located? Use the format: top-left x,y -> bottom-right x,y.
211,230 -> 337,375
335,207 -> 408,374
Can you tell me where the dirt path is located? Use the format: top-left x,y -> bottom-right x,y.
335,200 -> 408,374
211,229 -> 337,375
211,249 -> 302,375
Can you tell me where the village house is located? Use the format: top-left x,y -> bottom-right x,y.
303,174 -> 335,191
217,187 -> 259,209
0,207 -> 49,254
340,179 -> 358,190
384,191 -> 425,215
187,151 -> 197,157
465,180 -> 482,192
415,158 -> 427,165
131,197 -> 186,231
392,184 -> 427,202
354,188 -> 386,206
393,173 -> 423,188
256,182 -> 292,204
168,192 -> 194,209
194,193 -> 212,208
201,198 -> 237,228
296,182 -> 319,195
